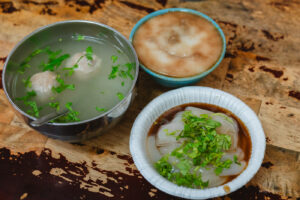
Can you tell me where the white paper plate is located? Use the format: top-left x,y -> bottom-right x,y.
130,86 -> 266,199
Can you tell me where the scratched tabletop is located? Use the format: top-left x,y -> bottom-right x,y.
0,0 -> 299,200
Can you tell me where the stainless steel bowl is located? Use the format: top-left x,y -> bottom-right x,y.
2,20 -> 139,142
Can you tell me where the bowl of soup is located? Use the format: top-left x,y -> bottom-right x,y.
2,20 -> 139,142
130,8 -> 226,87
130,86 -> 265,199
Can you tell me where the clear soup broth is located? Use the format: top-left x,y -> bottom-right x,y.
11,34 -> 135,123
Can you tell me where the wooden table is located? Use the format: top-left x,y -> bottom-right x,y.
0,0 -> 299,199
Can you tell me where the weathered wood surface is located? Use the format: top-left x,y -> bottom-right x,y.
0,0 -> 299,199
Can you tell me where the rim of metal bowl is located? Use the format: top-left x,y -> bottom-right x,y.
129,8 -> 226,82
2,20 -> 139,126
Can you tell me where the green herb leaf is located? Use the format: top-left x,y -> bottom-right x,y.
154,111 -> 234,189
54,102 -> 80,123
76,34 -> 85,41
22,76 -> 32,88
108,65 -> 119,79
116,92 -> 124,100
18,47 -> 48,74
52,75 -> 75,93
42,53 -> 70,72
233,155 -> 241,166
63,56 -> 83,76
49,102 -> 60,112
16,91 -> 40,117
121,81 -> 124,86
96,107 -> 108,112
111,55 -> 118,63
85,46 -> 93,61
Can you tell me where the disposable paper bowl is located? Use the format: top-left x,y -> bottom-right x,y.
130,86 -> 266,199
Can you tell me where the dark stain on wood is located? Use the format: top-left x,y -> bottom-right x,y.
40,7 -> 57,15
116,154 -> 134,165
248,66 -> 255,72
22,0 -> 58,15
280,106 -> 286,109
120,1 -> 155,13
262,30 -> 284,41
237,41 -> 255,52
265,102 -> 273,105
0,147 -> 289,199
287,113 -> 294,117
72,142 -> 85,146
225,73 -> 233,82
0,56 -> 7,63
0,69 -> 2,89
261,161 -> 274,169
259,65 -> 283,78
226,185 -> 286,200
283,77 -> 288,81
156,0 -> 167,6
288,91 -> 300,101
0,148 -> 180,200
95,147 -> 105,155
256,55 -> 271,62
0,1 -> 19,13
22,0 -> 58,6
64,0 -> 106,14
225,52 -> 236,58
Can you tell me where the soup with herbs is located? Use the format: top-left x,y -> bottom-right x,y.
12,34 -> 135,123
133,11 -> 223,78
147,103 -> 251,188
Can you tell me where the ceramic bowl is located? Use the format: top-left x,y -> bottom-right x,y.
129,8 -> 226,87
130,86 -> 265,199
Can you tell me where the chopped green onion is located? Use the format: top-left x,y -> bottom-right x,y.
85,46 -> 93,61
111,55 -> 118,63
116,92 -> 124,100
96,107 -> 108,112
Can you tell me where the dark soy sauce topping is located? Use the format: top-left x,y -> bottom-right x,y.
148,103 -> 252,183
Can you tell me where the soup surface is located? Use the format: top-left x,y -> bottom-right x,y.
12,35 -> 135,122
147,103 -> 251,188
133,12 -> 223,78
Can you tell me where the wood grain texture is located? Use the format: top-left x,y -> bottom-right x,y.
0,0 -> 299,199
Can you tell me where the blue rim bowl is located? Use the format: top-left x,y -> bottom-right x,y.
129,8 -> 226,87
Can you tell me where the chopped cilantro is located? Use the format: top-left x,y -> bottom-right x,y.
63,55 -> 83,76
154,111 -> 235,189
52,75 -> 75,93
96,107 -> 108,112
233,155 -> 241,166
108,62 -> 135,81
58,38 -> 63,42
54,102 -> 80,123
108,65 -> 119,79
22,76 -> 32,88
49,102 -> 60,112
116,92 -> 124,100
85,46 -> 93,61
18,47 -> 48,74
16,91 -> 40,117
76,34 -> 85,41
42,52 -> 70,72
121,81 -> 124,86
111,55 -> 118,63
163,129 -> 178,136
